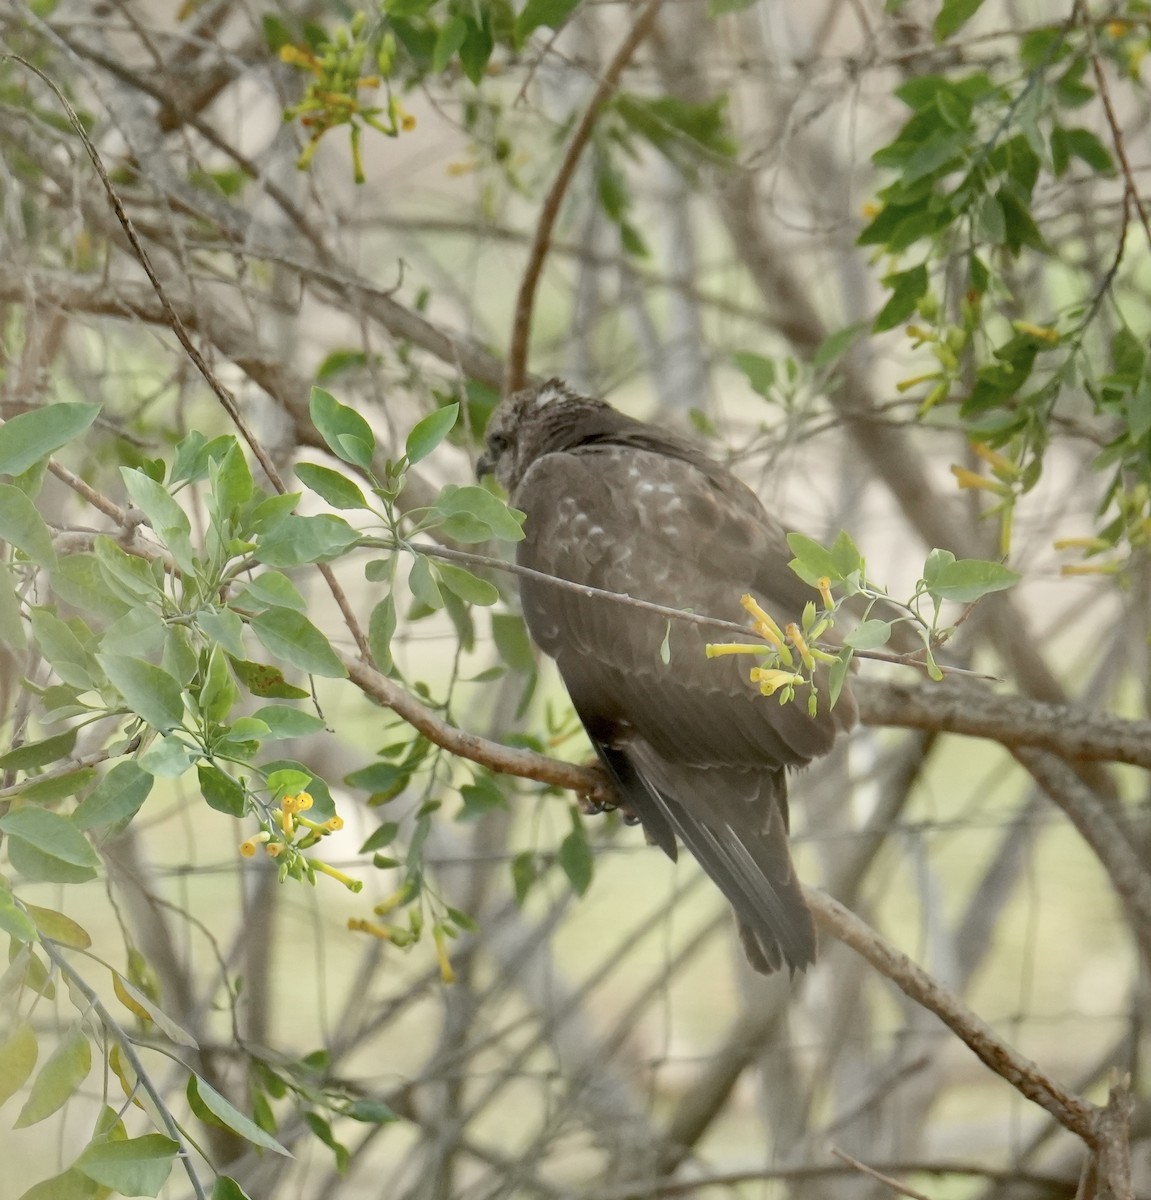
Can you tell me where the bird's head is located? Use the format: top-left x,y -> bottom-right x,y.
476,378 -> 594,494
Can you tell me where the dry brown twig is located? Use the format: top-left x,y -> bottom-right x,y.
505,0 -> 669,392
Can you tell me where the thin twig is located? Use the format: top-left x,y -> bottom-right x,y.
830,1146 -> 934,1200
506,0 -> 669,392
39,938 -> 211,1200
6,54 -> 377,664
404,540 -> 998,680
1076,1 -> 1151,250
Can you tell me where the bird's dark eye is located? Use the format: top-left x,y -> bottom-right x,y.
486,431 -> 511,456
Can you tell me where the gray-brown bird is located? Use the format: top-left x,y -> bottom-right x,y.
478,379 -> 855,973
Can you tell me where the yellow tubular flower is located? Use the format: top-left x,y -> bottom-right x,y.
312,860 -> 364,892
749,668 -> 804,696
240,831 -> 271,857
786,623 -> 816,672
348,918 -> 393,940
816,577 -> 835,610
705,642 -> 770,658
950,465 -> 1009,494
433,928 -> 455,985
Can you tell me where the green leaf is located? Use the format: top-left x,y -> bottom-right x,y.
0,1021 -> 38,1108
0,403 -> 100,476
732,351 -> 776,396
557,811 -> 593,896
0,484 -> 57,567
457,15 -> 493,85
873,263 -> 929,332
432,485 -> 525,542
346,760 -> 414,805
828,648 -> 854,708
189,1074 -> 292,1156
0,807 -> 101,884
458,776 -> 507,821
15,1167 -> 100,1200
294,463 -> 368,511
1057,126 -> 1113,174
136,735 -> 194,778
405,404 -> 459,464
29,610 -> 99,692
0,568 -> 26,650
197,762 -> 248,818
310,387 -> 375,470
434,561 -> 499,606
195,609 -> 246,661
408,554 -> 442,610
813,323 -> 866,368
209,440 -> 254,517
254,513 -> 360,566
15,1024 -> 91,1127
25,905 -> 91,949
615,93 -> 738,163
93,536 -> 161,604
251,705 -> 326,740
228,657 -> 310,700
345,1097 -> 399,1124
235,571 -> 307,613
76,1134 -> 179,1197
250,608 -> 347,679
432,15 -> 467,71
120,469 -> 195,572
491,613 -> 535,673
0,888 -> 38,941
359,821 -> 399,853
368,595 -> 397,674
924,557 -> 1020,603
935,0 -> 987,41
511,850 -> 538,905
212,1178 -> 255,1200
0,727 -> 77,770
114,974 -> 199,1047
844,620 -> 893,650
516,0 -> 579,39
100,655 -> 186,732
786,531 -> 862,585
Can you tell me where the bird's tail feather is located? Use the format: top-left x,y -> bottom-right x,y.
586,731 -> 815,975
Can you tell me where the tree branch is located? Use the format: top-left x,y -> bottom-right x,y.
506,0 -> 669,392
807,888 -> 1101,1145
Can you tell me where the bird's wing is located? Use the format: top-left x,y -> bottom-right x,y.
512,443 -> 839,972
514,443 -> 844,767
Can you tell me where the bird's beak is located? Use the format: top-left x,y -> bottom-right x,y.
476,452 -> 493,481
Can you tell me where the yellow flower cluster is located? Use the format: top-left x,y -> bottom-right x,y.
238,793 -> 360,891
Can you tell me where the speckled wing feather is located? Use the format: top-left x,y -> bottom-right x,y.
510,438 -> 851,973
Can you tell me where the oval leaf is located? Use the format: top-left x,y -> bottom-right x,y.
76,1134 -> 178,1197
73,761 -> 154,832
405,404 -> 458,465
0,1022 -> 38,1108
99,655 -> 185,732
189,1074 -> 292,1156
0,403 -> 100,475
309,387 -> 374,469
15,1025 -> 91,1127
25,905 -> 92,949
250,608 -> 347,679
0,485 -> 57,568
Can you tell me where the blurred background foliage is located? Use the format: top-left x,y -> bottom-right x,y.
0,0 -> 1150,1197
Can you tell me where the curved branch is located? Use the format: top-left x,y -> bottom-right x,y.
853,678 -> 1151,770
340,653 -> 609,803
807,888 -> 1101,1146
505,0 -> 669,392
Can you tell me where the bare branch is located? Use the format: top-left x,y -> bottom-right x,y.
506,0 -> 669,392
